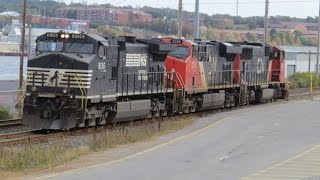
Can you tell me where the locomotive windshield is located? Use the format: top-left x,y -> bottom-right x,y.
37,41 -> 94,54
37,41 -> 63,52
65,43 -> 94,54
168,46 -> 189,60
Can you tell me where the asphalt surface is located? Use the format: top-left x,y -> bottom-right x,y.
43,99 -> 320,180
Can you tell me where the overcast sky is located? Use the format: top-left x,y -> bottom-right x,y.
61,0 -> 318,18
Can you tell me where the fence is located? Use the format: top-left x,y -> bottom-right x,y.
0,90 -> 24,119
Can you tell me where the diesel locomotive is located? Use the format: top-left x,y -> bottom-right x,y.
23,32 -> 288,130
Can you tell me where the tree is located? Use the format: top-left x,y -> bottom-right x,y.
206,28 -> 216,40
224,32 -> 236,41
248,20 -> 257,30
285,33 -> 294,45
246,32 -> 256,42
97,25 -> 123,36
169,20 -> 178,35
270,28 -> 278,41
306,16 -> 317,23
279,32 -> 286,44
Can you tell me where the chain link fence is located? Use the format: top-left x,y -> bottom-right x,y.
0,81 -> 25,120
0,90 -> 24,119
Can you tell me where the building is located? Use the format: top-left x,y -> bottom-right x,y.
270,22 -> 318,38
55,7 -> 152,25
25,15 -> 89,32
281,46 -> 320,77
56,7 -> 117,23
124,10 -> 153,23
0,11 -> 20,17
1,20 -> 79,53
0,42 -> 19,52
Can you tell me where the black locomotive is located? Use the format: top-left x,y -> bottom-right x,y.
24,32 -> 175,129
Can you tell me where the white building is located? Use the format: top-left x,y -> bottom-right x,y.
2,20 -> 79,53
281,46 -> 320,77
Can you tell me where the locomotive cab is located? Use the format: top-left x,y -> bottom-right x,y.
24,32 -> 109,130
269,46 -> 285,82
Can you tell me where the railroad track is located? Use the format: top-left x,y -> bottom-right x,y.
0,88 -> 319,147
0,118 -> 22,127
289,89 -> 320,100
0,130 -> 65,147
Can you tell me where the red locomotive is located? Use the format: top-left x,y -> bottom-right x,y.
161,38 -> 287,113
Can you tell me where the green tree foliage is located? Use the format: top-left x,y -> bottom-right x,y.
0,106 -> 12,120
224,32 -> 236,41
246,32 -> 256,42
97,25 -> 124,36
270,28 -> 277,41
306,16 -> 317,23
288,72 -> 320,89
285,33 -> 294,45
0,0 -> 66,17
206,28 -> 216,40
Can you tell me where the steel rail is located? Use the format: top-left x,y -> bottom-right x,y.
0,118 -> 22,127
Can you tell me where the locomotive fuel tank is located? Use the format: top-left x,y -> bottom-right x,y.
255,88 -> 276,102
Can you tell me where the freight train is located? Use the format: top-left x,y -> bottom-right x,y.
23,32 -> 288,130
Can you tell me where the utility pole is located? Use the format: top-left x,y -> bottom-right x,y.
194,0 -> 200,39
316,0 -> 320,76
19,0 -> 27,89
264,0 -> 269,44
178,0 -> 183,38
28,24 -> 32,57
236,0 -> 239,16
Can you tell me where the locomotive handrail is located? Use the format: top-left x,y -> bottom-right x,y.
174,71 -> 185,89
73,74 -> 87,111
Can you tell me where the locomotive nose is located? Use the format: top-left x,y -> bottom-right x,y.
27,53 -> 91,70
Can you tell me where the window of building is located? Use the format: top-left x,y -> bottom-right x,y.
287,65 -> 296,77
285,52 -> 297,60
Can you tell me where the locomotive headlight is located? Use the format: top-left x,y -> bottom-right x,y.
63,88 -> 68,94
31,86 -> 37,92
61,34 -> 65,38
65,34 -> 70,39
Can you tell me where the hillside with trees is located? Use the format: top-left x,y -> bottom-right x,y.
0,0 -> 317,46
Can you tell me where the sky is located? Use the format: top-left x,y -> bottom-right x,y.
60,0 -> 319,18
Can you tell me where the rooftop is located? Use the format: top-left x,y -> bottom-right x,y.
0,11 -> 20,17
280,46 -> 318,53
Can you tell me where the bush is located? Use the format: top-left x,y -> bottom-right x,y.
288,72 -> 320,89
0,106 -> 13,120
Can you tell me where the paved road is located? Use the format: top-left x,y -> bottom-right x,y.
48,100 -> 320,180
